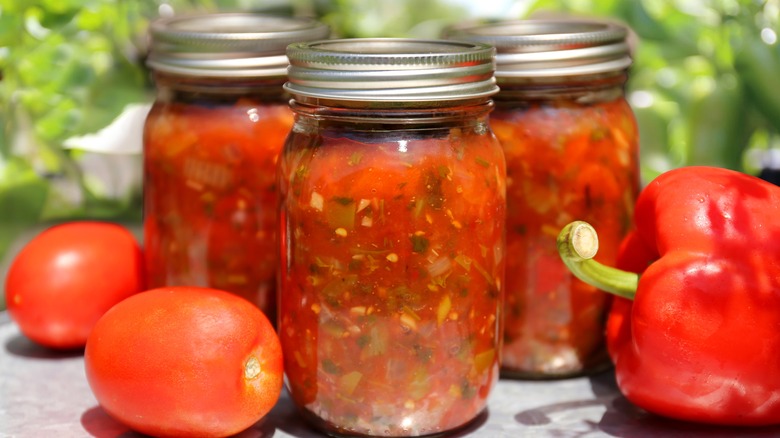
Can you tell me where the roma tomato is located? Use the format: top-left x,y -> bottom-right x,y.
5,221 -> 144,349
84,286 -> 283,438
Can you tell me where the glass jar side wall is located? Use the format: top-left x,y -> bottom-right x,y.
143,75 -> 292,321
493,74 -> 640,379
278,105 -> 506,436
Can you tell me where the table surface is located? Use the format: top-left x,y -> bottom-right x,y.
3,312 -> 780,438
3,227 -> 780,437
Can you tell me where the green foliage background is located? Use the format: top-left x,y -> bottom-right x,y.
1,0 -> 779,263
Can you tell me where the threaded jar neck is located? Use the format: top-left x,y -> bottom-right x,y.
146,13 -> 329,79
284,38 -> 499,105
444,19 -> 632,79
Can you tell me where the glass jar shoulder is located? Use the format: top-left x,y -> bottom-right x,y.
490,96 -> 637,170
146,96 -> 293,138
145,97 -> 294,163
280,123 -> 505,207
491,95 -> 636,139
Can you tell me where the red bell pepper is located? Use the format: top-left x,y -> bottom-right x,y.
557,166 -> 780,426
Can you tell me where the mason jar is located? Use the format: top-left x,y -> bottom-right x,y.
446,20 -> 640,379
278,39 -> 506,436
143,13 -> 328,321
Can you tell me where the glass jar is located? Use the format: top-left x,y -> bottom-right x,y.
279,39 -> 505,437
143,13 -> 328,320
446,20 -> 640,379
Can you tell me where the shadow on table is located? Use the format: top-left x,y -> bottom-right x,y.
514,371 -> 780,437
81,404 -> 281,438
80,388 -> 322,438
80,407 -> 138,438
4,332 -> 84,359
80,388 -> 492,438
449,408 -> 490,437
260,389 -> 490,437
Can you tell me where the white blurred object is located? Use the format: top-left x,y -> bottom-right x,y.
79,153 -> 144,200
447,0 -> 531,18
63,103 -> 151,155
62,103 -> 150,201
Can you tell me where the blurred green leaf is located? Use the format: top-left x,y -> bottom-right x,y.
624,1 -> 668,41
734,28 -> 780,132
0,0 -> 156,226
318,0 -> 468,38
0,158 -> 50,260
687,73 -> 747,169
633,95 -> 674,181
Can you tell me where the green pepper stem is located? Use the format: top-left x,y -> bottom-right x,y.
556,221 -> 638,301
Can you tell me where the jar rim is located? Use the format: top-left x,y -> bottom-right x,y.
146,12 -> 330,78
284,38 -> 499,102
443,19 -> 632,78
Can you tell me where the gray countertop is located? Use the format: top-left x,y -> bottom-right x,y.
3,311 -> 780,438
4,226 -> 780,437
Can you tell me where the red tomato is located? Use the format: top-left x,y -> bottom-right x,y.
5,221 -> 145,349
84,286 -> 284,438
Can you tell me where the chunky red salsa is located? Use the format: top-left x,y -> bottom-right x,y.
492,97 -> 639,377
278,121 -> 506,436
143,96 -> 292,320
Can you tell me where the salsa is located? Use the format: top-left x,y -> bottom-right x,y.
278,121 -> 506,436
492,96 -> 639,377
143,96 -> 292,320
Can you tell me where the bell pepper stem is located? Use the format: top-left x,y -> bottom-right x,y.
557,221 -> 638,301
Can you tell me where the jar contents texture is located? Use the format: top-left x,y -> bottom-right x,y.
144,93 -> 292,313
493,94 -> 639,377
279,121 -> 505,436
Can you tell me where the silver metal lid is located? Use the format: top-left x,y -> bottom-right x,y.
284,38 -> 499,102
147,13 -> 330,78
444,20 -> 632,78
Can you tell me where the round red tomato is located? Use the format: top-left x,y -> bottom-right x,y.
5,221 -> 145,349
84,286 -> 283,438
